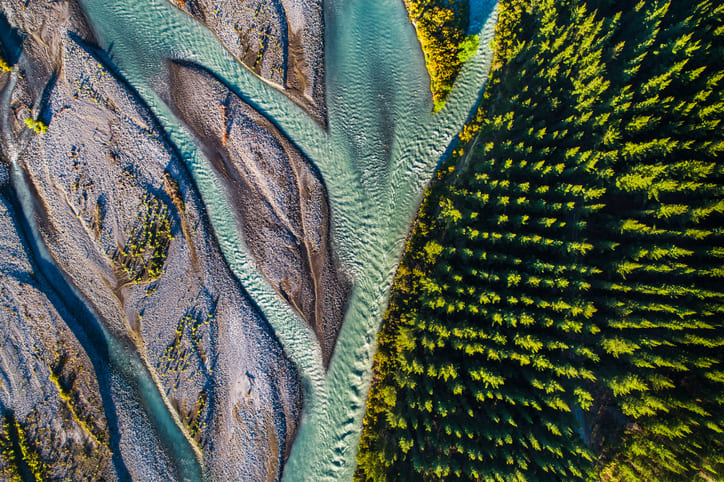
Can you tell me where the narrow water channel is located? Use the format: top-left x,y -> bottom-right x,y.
9,158 -> 203,480
78,0 -> 498,479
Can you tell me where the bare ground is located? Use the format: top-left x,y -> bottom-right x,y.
0,1 -> 303,479
166,60 -> 350,368
169,0 -> 327,126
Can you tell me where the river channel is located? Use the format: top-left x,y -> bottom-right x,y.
78,0 -> 497,479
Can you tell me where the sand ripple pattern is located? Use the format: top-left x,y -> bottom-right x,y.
79,0 -> 498,479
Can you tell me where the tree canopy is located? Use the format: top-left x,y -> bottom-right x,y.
358,0 -> 724,480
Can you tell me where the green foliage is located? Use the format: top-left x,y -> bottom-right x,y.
156,310 -> 213,446
23,117 -> 47,134
0,41 -> 11,72
0,413 -> 47,482
113,193 -> 174,283
0,416 -> 21,481
457,34 -> 479,63
405,0 -> 470,111
49,353 -> 108,448
358,0 -> 724,480
158,311 -> 213,376
187,390 -> 208,441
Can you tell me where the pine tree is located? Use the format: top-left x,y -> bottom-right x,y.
358,1 -> 724,480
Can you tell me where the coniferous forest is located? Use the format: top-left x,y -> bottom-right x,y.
403,0 -> 473,110
357,0 -> 724,480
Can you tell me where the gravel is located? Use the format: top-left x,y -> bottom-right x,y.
0,1 -> 304,479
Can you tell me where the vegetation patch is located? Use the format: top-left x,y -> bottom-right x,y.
23,117 -> 47,134
173,389 -> 208,444
158,310 -> 214,445
0,41 -> 11,72
358,0 -> 724,480
114,193 -> 174,283
49,353 -> 108,448
405,0 -> 471,111
0,56 -> 11,72
159,311 -> 213,374
0,413 -> 47,482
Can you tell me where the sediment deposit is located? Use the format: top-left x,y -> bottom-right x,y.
170,0 -> 327,125
166,61 -> 348,367
0,1 -> 303,479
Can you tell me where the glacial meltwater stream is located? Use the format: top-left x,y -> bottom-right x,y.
79,0 -> 498,479
9,157 -> 203,480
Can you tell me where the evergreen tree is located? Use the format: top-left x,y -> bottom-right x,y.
358,1 -> 724,480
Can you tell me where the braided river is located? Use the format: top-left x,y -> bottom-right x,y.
75,0 -> 498,479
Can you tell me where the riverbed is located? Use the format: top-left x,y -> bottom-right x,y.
78,0 -> 497,479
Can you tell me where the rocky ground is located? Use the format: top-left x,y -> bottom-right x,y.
164,61 -> 349,368
0,185 -> 114,480
0,1 -> 304,479
169,0 -> 327,125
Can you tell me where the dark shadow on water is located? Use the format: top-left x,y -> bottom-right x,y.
0,11 -> 23,65
0,183 -> 132,481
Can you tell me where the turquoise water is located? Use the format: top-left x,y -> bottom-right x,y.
9,158 -> 202,480
79,0 -> 497,479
